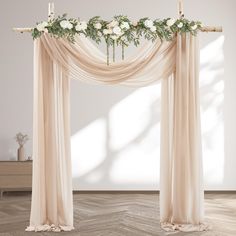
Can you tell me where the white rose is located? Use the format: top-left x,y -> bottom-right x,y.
80,21 -> 87,30
177,22 -> 183,28
94,22 -> 102,29
36,24 -> 44,32
67,22 -> 73,29
113,26 -> 122,35
166,18 -> 175,27
191,24 -> 197,30
144,19 -> 153,28
60,20 -> 73,29
103,29 -> 112,35
41,21 -> 48,27
120,22 -> 130,30
111,35 -> 119,40
108,20 -> 118,28
132,21 -> 138,27
36,21 -> 48,31
150,26 -> 156,32
76,21 -> 87,31
75,24 -> 82,31
97,31 -> 102,37
103,29 -> 108,35
60,20 -> 67,29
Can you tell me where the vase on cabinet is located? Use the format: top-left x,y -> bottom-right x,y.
17,146 -> 25,161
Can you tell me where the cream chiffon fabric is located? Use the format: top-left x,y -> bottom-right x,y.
160,35 -> 209,232
26,33 -> 208,232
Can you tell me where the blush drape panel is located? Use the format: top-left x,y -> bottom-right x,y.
26,39 -> 73,232
40,34 -> 176,86
160,34 -> 208,232
26,33 -> 208,232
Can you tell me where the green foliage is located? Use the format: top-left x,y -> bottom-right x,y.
32,14 -> 203,46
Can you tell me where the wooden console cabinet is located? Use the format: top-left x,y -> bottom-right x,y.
0,161 -> 32,198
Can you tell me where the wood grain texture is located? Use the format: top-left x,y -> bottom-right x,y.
0,193 -> 235,236
0,162 -> 32,195
0,161 -> 32,175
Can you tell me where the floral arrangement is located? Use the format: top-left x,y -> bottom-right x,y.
32,14 -> 202,64
15,132 -> 29,147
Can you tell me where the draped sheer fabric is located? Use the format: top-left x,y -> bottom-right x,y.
26,33 -> 208,232
40,34 -> 176,86
26,39 -> 73,232
160,34 -> 209,232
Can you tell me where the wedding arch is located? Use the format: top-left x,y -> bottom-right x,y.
13,1 -> 222,233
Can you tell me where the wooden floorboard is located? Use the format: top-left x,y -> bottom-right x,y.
0,193 -> 235,235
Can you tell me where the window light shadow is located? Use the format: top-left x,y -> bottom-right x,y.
70,35 -> 225,190
71,83 -> 161,190
200,35 -> 224,188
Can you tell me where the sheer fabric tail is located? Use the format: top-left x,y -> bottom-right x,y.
160,34 -> 209,232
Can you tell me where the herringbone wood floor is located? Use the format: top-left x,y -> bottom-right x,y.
0,193 -> 235,236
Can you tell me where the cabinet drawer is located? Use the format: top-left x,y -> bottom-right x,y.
0,162 -> 32,175
0,175 -> 32,188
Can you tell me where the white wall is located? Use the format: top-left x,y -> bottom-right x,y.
0,0 -> 235,190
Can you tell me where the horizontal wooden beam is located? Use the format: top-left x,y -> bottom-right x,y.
12,25 -> 223,34
13,27 -> 32,33
201,26 -> 222,32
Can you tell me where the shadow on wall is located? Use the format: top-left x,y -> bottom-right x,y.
200,35 -> 225,189
71,83 -> 161,190
70,35 -> 225,190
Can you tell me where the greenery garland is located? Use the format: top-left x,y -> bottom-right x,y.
32,14 -> 202,65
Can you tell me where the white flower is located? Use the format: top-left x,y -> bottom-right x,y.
94,22 -> 102,29
75,21 -> 87,31
80,21 -> 87,30
67,22 -> 73,29
132,21 -> 138,27
111,35 -> 119,40
75,24 -> 82,31
191,24 -> 198,30
60,20 -> 69,29
41,21 -> 48,28
60,20 -> 73,29
103,29 -> 108,35
108,20 -> 118,28
103,29 -> 112,35
36,21 -> 48,31
97,31 -> 102,37
166,18 -> 175,27
150,26 -> 156,32
113,26 -> 122,35
120,22 -> 130,30
144,19 -> 153,28
36,24 -> 43,31
177,22 -> 183,28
